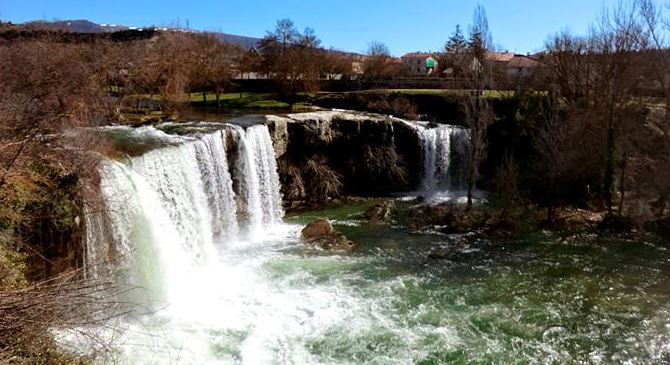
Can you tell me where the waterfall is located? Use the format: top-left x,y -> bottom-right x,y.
416,124 -> 470,197
231,124 -> 284,232
246,125 -> 284,225
194,131 -> 238,237
85,123 -> 284,298
96,160 -> 196,303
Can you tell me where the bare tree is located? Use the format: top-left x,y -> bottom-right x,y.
188,33 -> 239,109
533,88 -> 578,223
462,5 -> 494,211
362,41 -> 402,80
639,0 -> 670,120
463,93 -> 492,211
589,0 -> 644,214
544,32 -> 591,102
260,19 -> 322,95
470,4 -> 493,52
319,49 -> 354,80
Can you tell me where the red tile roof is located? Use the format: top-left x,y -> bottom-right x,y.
485,51 -> 515,62
401,52 -> 439,59
508,55 -> 541,68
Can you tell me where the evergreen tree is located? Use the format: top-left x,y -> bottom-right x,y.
445,25 -> 468,53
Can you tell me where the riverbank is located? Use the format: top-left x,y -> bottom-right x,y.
288,196 -> 669,250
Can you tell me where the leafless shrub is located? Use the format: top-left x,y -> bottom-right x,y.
0,270 -> 136,364
389,97 -> 418,119
303,154 -> 343,201
362,145 -> 408,185
359,94 -> 418,119
277,159 -> 306,200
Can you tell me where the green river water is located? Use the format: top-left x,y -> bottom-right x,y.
221,201 -> 670,364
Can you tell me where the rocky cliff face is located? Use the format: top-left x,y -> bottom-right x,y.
264,110 -> 422,202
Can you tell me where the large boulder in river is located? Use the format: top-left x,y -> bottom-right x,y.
302,218 -> 334,238
364,200 -> 396,225
302,219 -> 356,251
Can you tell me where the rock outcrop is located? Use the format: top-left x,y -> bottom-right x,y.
364,200 -> 396,225
405,202 -> 492,233
266,115 -> 290,158
301,218 -> 356,251
264,110 -> 422,202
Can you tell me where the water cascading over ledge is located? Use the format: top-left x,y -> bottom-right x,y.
415,123 -> 470,198
264,111 -> 470,200
84,111 -> 469,283
84,123 -> 284,298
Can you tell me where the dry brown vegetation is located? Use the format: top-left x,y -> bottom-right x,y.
0,271 -> 135,365
0,25 -> 140,365
532,0 -> 670,225
443,2 -> 669,229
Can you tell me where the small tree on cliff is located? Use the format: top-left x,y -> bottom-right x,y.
462,5 -> 494,211
463,93 -> 493,211
532,88 -> 578,224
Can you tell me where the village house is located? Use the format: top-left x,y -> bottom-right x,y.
506,54 -> 541,78
401,52 -> 439,76
402,50 -> 541,80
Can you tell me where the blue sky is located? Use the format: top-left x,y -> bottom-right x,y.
0,0 -> 638,55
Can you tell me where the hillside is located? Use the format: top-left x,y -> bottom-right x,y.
22,19 -> 261,49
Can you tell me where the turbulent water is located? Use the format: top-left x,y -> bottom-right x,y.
81,120 -> 670,365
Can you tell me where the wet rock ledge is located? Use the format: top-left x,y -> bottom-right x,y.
263,110 -> 422,203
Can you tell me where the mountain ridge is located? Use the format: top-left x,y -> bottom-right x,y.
22,19 -> 262,50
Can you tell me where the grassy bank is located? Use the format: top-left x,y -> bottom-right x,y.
190,92 -> 291,109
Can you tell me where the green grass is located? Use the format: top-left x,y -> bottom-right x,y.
352,89 -> 518,98
245,100 -> 291,109
189,92 -> 276,103
322,89 -> 519,99
291,102 -> 315,111
190,92 -> 295,109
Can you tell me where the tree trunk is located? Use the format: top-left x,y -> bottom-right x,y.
603,100 -> 616,213
215,92 -> 221,110
466,163 -> 475,211
466,185 -> 473,211
547,204 -> 555,225
202,91 -> 207,107
618,152 -> 627,216
547,182 -> 555,224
